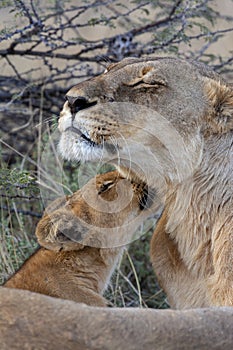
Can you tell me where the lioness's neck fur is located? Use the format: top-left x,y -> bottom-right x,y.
151,133 -> 233,307
4,171 -> 149,306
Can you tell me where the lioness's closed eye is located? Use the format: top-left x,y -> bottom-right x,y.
4,171 -> 150,306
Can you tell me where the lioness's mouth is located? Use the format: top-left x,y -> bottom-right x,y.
67,125 -> 98,147
80,132 -> 96,146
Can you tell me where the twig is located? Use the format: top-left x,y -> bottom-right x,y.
1,206 -> 42,218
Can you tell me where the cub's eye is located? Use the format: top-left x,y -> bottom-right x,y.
103,95 -> 115,102
98,180 -> 115,194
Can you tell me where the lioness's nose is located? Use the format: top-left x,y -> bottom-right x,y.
66,95 -> 97,114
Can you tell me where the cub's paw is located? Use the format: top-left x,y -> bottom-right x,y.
36,208 -> 87,251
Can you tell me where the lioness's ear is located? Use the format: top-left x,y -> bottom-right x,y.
204,78 -> 233,134
35,209 -> 85,252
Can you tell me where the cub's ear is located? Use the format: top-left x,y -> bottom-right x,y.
42,196 -> 68,215
35,209 -> 86,251
204,78 -> 233,134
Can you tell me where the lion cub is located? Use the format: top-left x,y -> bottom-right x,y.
4,171 -> 148,306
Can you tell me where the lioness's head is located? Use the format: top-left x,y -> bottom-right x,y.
58,57 -> 233,188
36,171 -> 153,250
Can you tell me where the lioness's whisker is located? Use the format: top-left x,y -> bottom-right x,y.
117,131 -> 132,180
34,117 -> 56,128
110,135 -> 120,169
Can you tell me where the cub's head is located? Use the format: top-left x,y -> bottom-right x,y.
58,57 -> 233,187
36,171 -> 152,250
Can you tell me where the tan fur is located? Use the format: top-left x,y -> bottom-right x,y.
58,57 -> 233,308
1,289 -> 233,350
4,171 -> 148,306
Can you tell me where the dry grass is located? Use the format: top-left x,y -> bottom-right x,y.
106,233 -> 169,309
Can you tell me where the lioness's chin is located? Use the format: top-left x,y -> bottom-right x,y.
58,132 -> 103,162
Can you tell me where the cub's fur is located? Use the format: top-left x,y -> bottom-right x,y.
4,171 -> 148,306
58,57 -> 233,308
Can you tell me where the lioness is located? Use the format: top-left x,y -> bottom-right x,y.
58,57 -> 233,308
4,171 -> 150,306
